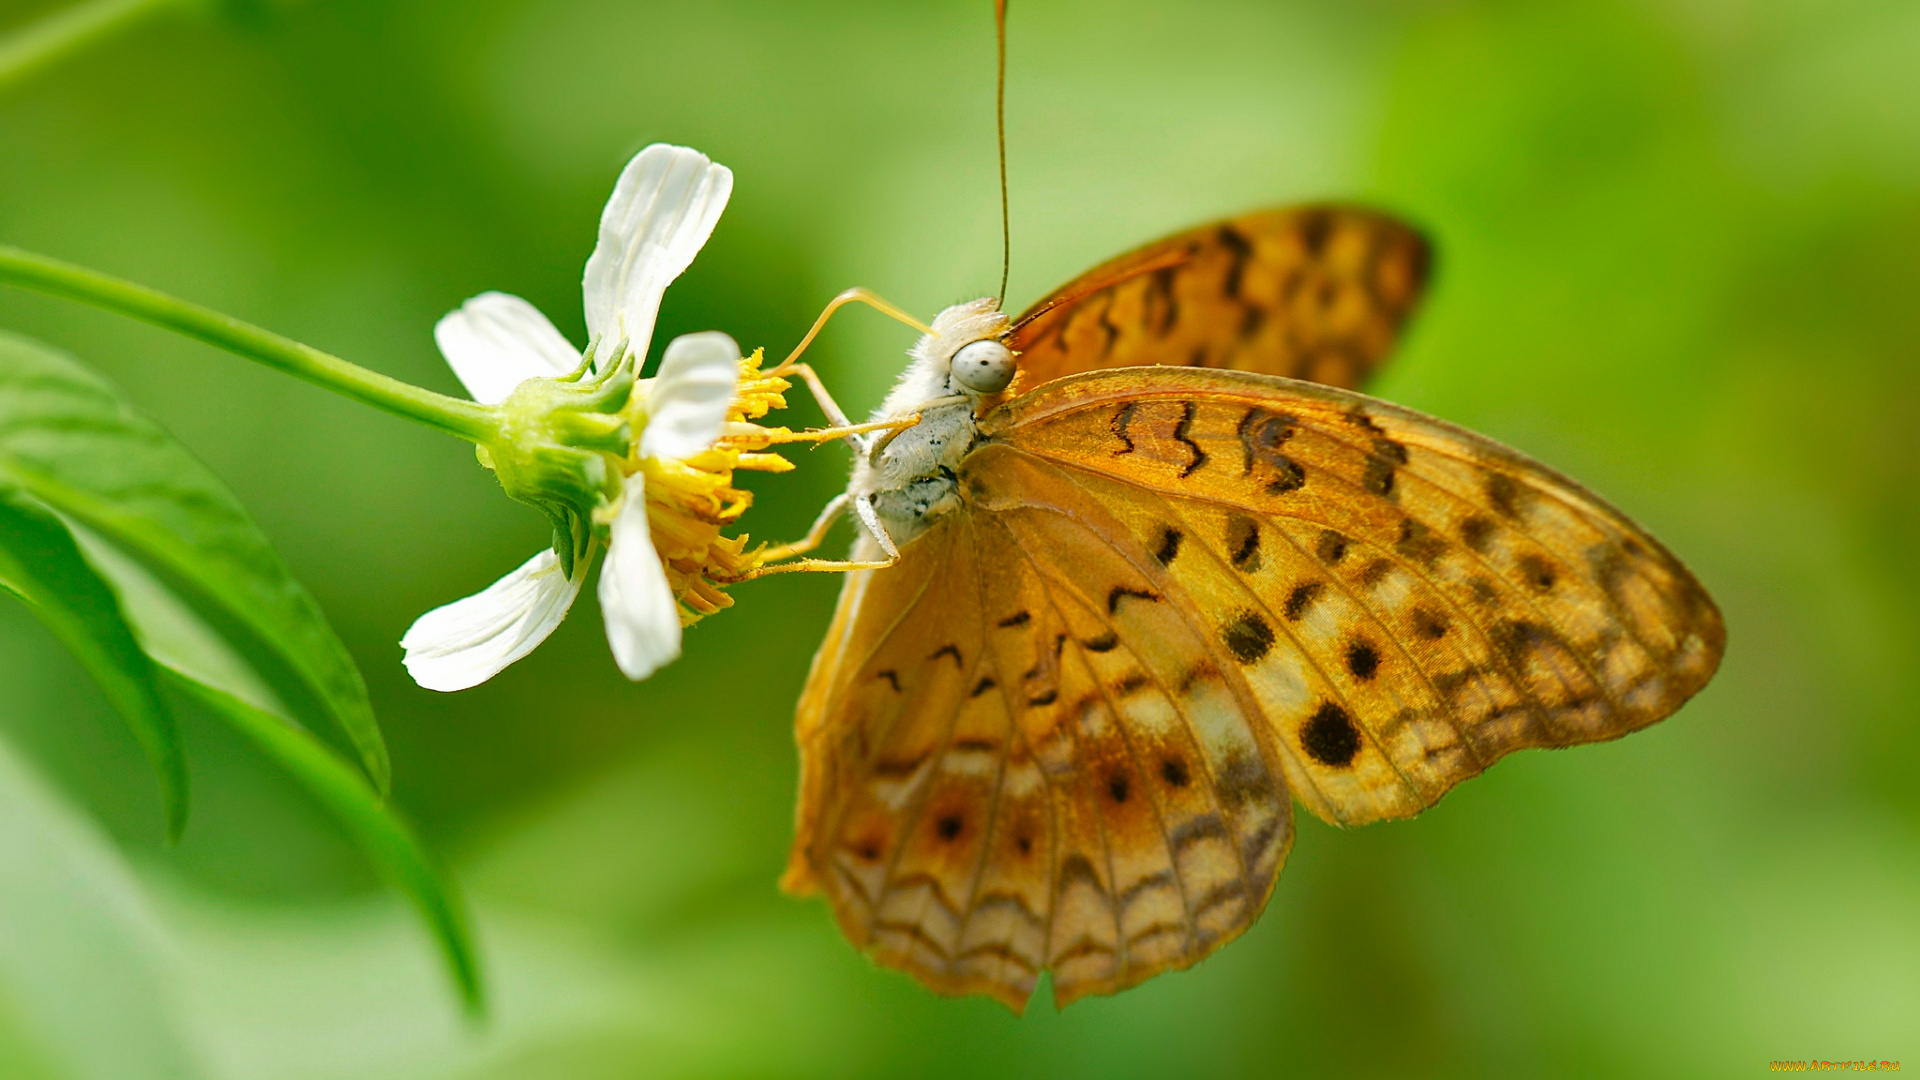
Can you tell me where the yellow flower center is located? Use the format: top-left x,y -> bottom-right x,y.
622,349 -> 801,626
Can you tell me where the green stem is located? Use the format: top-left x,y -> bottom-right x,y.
0,245 -> 497,442
0,0 -> 192,94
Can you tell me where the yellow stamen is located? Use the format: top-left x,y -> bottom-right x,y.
629,348 -> 790,625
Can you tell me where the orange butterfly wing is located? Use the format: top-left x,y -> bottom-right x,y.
784,368 -> 1722,1012
977,368 -> 1724,827
783,491 -> 1291,1013
1005,206 -> 1431,394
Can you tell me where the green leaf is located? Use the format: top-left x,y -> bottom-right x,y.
160,672 -> 485,1017
0,486 -> 188,842
46,432 -> 487,1017
0,331 -> 390,793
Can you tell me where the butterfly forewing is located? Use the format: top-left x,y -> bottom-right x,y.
1005,206 -> 1431,395
977,368 -> 1725,828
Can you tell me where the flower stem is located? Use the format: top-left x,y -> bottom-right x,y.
0,245 -> 497,442
0,0 -> 192,94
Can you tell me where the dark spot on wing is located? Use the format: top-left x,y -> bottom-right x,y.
1459,515 -> 1495,552
1108,774 -> 1130,803
1518,553 -> 1558,591
1095,294 -> 1122,358
1028,689 -> 1058,707
1360,558 -> 1394,586
1486,471 -> 1526,519
1491,619 -> 1556,665
1016,833 -> 1034,856
1170,814 -> 1227,856
1316,530 -> 1349,564
1586,542 -> 1629,597
1153,526 -> 1184,566
1362,441 -> 1407,498
1112,402 -> 1138,455
1177,661 -> 1219,696
1161,757 -> 1190,788
997,610 -> 1031,628
1283,581 -> 1323,622
1396,517 -> 1447,565
1083,631 -> 1119,653
1217,753 -> 1277,807
1234,301 -> 1266,343
1227,514 -> 1261,571
1222,611 -> 1276,664
1218,225 -> 1253,298
1344,408 -> 1386,434
1114,672 -> 1151,697
970,676 -> 997,698
1298,208 -> 1333,255
1149,266 -> 1179,335
1412,607 -> 1449,640
936,814 -> 963,841
1237,407 -> 1297,473
1265,458 -> 1306,495
1108,586 -> 1159,614
873,754 -> 927,778
1057,853 -> 1107,896
1362,455 -> 1397,497
876,669 -> 901,692
929,644 -> 963,666
1174,401 -> 1208,477
1346,641 -> 1380,680
1302,702 -> 1361,767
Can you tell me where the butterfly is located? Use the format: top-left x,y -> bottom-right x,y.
757,203 -> 1725,1013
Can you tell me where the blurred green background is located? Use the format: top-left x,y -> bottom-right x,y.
2,0 -> 1917,1075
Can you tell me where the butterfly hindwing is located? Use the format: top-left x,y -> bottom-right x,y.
1005,206 -> 1431,396
786,491 -> 1293,1011
975,367 -> 1724,828
973,505 -> 1292,1006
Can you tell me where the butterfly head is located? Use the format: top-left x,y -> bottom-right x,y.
911,297 -> 1016,398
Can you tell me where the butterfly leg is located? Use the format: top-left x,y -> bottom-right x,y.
762,367 -> 922,447
741,493 -> 902,578
852,493 -> 901,560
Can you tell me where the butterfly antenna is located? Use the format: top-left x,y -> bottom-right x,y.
994,0 -> 1011,306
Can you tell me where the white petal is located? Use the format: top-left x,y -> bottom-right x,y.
581,144 -> 733,359
639,331 -> 740,460
597,477 -> 682,681
400,549 -> 583,691
434,292 -> 582,405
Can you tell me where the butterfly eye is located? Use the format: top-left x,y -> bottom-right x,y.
951,339 -> 1016,394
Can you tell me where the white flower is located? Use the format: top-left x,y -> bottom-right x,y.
401,144 -> 739,691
